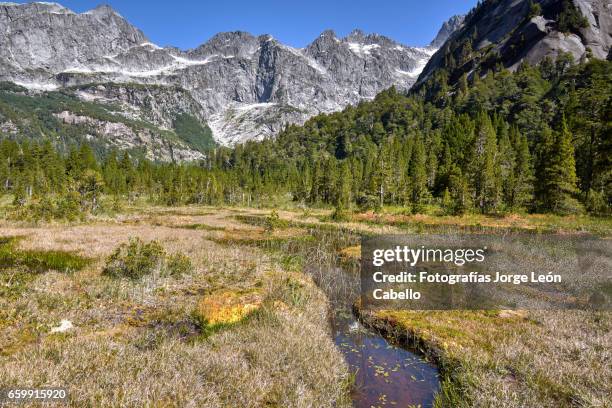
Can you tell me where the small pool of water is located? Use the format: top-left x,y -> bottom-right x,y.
332,309 -> 440,408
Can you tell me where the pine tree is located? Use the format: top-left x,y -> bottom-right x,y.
434,142 -> 453,195
370,142 -> 393,209
322,159 -> 339,203
295,162 -> 312,203
13,181 -> 27,206
332,161 -> 352,221
309,160 -> 323,204
497,121 -> 517,209
102,151 -> 122,195
78,169 -> 105,212
545,117 -> 582,213
509,127 -> 534,210
426,130 -> 442,189
448,164 -> 471,215
470,113 -> 501,213
79,144 -> 98,171
441,188 -> 453,215
336,161 -> 352,210
409,134 -> 428,212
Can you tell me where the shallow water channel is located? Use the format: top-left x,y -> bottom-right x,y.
308,264 -> 440,408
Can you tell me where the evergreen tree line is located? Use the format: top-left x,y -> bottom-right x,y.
0,56 -> 610,217
224,56 -> 610,215
0,141 -> 238,219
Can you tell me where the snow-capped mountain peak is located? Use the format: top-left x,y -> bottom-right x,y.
0,3 -> 464,148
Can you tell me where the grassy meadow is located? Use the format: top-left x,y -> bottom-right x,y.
0,206 -> 352,407
0,203 -> 610,407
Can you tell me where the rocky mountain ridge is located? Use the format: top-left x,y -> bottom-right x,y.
417,0 -> 611,86
0,2 -> 459,149
428,15 -> 465,49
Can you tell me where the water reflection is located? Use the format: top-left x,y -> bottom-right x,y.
306,261 -> 440,407
332,309 -> 439,408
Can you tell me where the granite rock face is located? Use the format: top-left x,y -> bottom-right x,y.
53,110 -> 206,162
0,2 -> 461,147
0,3 -> 146,87
428,15 -> 465,49
417,0 -> 611,86
570,0 -> 612,59
74,83 -> 208,130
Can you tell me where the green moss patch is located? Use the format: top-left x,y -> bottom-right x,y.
0,236 -> 91,273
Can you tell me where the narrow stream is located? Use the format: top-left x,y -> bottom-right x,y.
307,264 -> 440,408
332,308 -> 440,407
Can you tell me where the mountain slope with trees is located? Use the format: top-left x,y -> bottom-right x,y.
1,56 -> 609,218
417,0 -> 611,87
0,0 -> 610,217
0,82 -> 215,161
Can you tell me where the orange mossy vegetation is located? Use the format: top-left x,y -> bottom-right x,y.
197,289 -> 263,325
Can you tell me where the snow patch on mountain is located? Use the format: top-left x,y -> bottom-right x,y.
62,53 -> 219,78
208,103 -> 280,145
347,42 -> 381,56
415,47 -> 439,57
12,80 -> 59,91
279,44 -> 328,75
140,42 -> 162,50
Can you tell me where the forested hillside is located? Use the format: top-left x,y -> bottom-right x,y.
0,82 -> 215,161
0,56 -> 610,218
225,56 -> 611,215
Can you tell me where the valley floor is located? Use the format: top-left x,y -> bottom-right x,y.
0,207 -> 351,407
0,205 -> 610,407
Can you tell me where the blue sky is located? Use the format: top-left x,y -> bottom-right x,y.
18,0 -> 476,49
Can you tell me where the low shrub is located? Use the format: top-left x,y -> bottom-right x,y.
264,210 -> 288,231
356,193 -> 381,212
102,238 -> 166,280
164,253 -> 193,277
9,193 -> 84,222
585,189 -> 609,216
102,238 -> 193,280
331,206 -> 350,222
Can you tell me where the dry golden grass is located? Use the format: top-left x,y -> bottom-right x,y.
338,245 -> 361,263
351,210 -> 612,235
0,207 -> 350,407
358,304 -> 612,407
278,209 -> 406,235
2,205 -> 609,407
